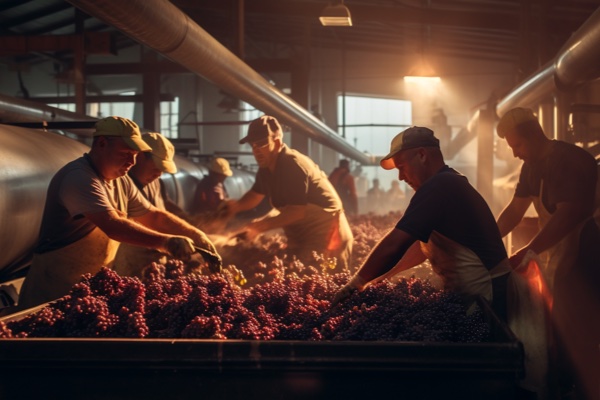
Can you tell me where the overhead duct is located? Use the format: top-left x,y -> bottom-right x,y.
496,6 -> 600,116
66,0 -> 375,166
555,7 -> 600,90
0,92 -> 97,137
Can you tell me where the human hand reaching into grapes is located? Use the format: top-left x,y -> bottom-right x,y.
331,284 -> 357,306
331,275 -> 367,306
164,236 -> 196,260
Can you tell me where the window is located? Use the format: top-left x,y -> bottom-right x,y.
338,95 -> 413,210
160,96 -> 179,138
338,95 -> 411,155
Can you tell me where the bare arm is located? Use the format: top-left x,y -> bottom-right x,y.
496,195 -> 532,237
371,241 -> 427,284
85,209 -> 170,253
355,228 -> 417,283
512,201 -> 590,265
133,208 -> 218,254
249,204 -> 306,234
226,190 -> 265,215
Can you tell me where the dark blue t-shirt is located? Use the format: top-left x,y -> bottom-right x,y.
396,166 -> 507,269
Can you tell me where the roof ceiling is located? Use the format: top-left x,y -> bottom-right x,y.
0,0 -> 599,81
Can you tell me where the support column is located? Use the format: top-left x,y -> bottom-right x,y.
476,108 -> 495,204
73,9 -> 86,115
290,27 -> 311,157
142,50 -> 161,131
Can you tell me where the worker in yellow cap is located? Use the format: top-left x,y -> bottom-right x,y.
113,132 -> 221,278
192,157 -> 233,214
496,107 -> 600,400
15,117 -> 219,311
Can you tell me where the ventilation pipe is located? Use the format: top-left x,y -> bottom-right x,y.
496,7 -> 600,116
0,92 -> 96,136
66,0 -> 375,166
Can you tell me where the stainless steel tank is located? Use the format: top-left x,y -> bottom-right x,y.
0,124 -> 90,280
162,156 -> 256,212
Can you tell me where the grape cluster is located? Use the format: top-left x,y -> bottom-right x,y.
5,268 -> 148,338
0,211 -> 490,342
0,262 -> 490,342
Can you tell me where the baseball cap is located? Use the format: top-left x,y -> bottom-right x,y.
239,115 -> 282,144
496,107 -> 540,138
209,157 -> 233,177
380,126 -> 440,170
142,132 -> 177,174
93,116 -> 152,152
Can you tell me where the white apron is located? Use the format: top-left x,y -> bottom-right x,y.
421,232 -> 549,398
17,227 -> 119,310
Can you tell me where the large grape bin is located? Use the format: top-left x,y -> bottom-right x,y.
0,298 -> 523,400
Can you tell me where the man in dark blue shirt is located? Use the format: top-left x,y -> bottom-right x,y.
333,126 -> 510,316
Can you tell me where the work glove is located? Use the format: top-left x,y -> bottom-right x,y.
331,275 -> 367,306
192,231 -> 223,274
198,247 -> 223,274
165,236 -> 196,261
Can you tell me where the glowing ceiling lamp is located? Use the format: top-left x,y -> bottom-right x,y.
404,21 -> 440,83
403,52 -> 440,83
319,1 -> 352,27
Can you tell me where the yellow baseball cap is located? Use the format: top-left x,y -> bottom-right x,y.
142,132 -> 177,174
209,157 -> 233,177
93,116 -> 152,152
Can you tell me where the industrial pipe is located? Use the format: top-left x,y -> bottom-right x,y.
0,124 -> 90,279
66,0 -> 375,166
496,7 -> 600,116
0,92 -> 97,137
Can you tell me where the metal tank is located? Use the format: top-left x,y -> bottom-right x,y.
0,124 -> 90,281
161,156 -> 257,214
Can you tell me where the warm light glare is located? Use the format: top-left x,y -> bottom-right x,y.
403,76 -> 441,84
319,4 -> 352,26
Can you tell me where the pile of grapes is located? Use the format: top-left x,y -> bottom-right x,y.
215,211 -> 437,287
0,261 -> 489,342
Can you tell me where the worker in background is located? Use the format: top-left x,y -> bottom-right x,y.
192,157 -> 232,214
113,132 -> 221,278
385,179 -> 406,213
15,117 -> 221,311
328,159 -> 358,217
496,107 -> 600,400
332,126 -> 547,398
191,157 -> 234,234
220,115 -> 353,271
366,178 -> 385,214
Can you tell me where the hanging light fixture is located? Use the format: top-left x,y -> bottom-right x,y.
403,57 -> 441,83
319,1 -> 352,27
403,20 -> 440,83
